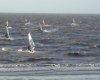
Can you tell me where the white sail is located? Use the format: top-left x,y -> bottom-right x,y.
5,21 -> 10,38
39,23 -> 43,31
28,33 -> 35,53
71,18 -> 79,26
43,19 -> 46,25
42,19 -> 52,27
73,18 -> 75,23
39,19 -> 58,33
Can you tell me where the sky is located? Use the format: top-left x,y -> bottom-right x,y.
0,0 -> 99,14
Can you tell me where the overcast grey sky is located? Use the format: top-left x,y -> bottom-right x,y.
0,0 -> 99,14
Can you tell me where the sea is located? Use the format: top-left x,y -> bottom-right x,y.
0,13 -> 100,80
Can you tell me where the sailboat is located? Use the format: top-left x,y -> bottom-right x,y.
39,19 -> 57,33
27,32 -> 35,53
0,21 -> 13,40
24,18 -> 31,26
71,18 -> 79,26
42,19 -> 52,27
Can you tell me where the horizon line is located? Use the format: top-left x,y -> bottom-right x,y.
0,12 -> 100,15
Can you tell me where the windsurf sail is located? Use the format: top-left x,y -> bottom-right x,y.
24,17 -> 31,26
5,21 -> 10,38
42,19 -> 51,26
43,19 -> 46,25
28,33 -> 35,53
71,18 -> 79,26
73,18 -> 75,23
39,23 -> 43,31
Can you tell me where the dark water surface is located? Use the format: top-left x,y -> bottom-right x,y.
0,13 -> 100,79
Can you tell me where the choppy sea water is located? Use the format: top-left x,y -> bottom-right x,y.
0,13 -> 100,79
0,75 -> 100,80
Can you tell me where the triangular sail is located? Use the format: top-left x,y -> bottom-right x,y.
43,19 -> 46,25
28,33 -> 35,53
39,23 -> 43,31
24,17 -> 31,26
73,18 -> 75,23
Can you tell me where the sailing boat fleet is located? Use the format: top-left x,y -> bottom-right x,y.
0,20 -> 35,54
0,18 -> 78,54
